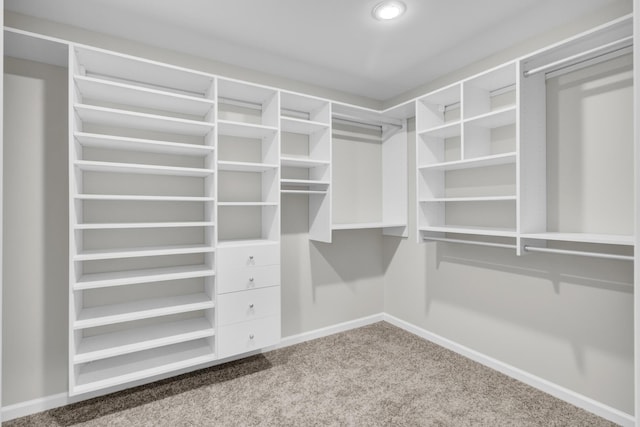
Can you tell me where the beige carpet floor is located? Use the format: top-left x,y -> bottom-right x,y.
5,322 -> 616,426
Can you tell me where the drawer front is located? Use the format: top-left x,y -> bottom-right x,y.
218,265 -> 280,294
217,315 -> 280,359
218,244 -> 279,268
218,286 -> 280,326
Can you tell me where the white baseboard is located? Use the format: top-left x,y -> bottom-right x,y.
2,312 -> 632,427
383,313 -> 635,427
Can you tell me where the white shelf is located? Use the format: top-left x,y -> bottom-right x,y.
75,133 -> 214,157
75,46 -> 215,96
73,339 -> 215,395
75,160 -> 214,177
419,121 -> 461,139
217,160 -> 278,173
420,196 -> 516,203
75,317 -> 215,364
464,106 -> 517,128
332,222 -> 407,230
280,156 -> 330,168
281,179 -> 330,187
420,225 -> 517,238
280,117 -> 329,135
74,293 -> 214,329
75,104 -> 214,136
218,202 -> 278,207
74,76 -> 215,117
216,239 -> 279,248
281,190 -> 328,195
76,265 -> 215,290
418,152 -> 517,171
75,222 -> 215,230
217,120 -> 277,139
75,244 -> 215,261
75,194 -> 215,202
520,232 -> 634,246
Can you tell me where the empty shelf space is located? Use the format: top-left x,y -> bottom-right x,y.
75,244 -> 215,261
73,339 -> 215,395
464,105 -> 516,128
418,152 -> 516,171
74,75 -> 215,117
420,196 -> 516,202
75,160 -> 214,177
280,179 -> 330,187
75,105 -> 215,136
281,189 -> 327,195
520,232 -> 634,246
74,293 -> 214,329
280,156 -> 330,168
74,222 -> 215,230
75,194 -> 215,202
280,117 -> 329,135
217,120 -> 277,139
76,265 -> 215,290
216,239 -> 279,248
419,121 -> 461,138
332,222 -> 407,230
420,225 -> 517,238
75,133 -> 214,157
74,317 -> 215,364
218,202 -> 278,207
217,160 -> 279,172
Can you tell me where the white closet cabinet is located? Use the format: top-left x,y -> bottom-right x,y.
69,46 -> 217,395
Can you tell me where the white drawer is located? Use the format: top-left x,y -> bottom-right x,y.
218,243 -> 279,268
218,264 -> 280,294
218,286 -> 280,326
217,315 -> 280,359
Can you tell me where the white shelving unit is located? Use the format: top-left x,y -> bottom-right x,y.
330,102 -> 410,237
69,46 -> 217,396
280,92 -> 332,242
417,61 -> 518,243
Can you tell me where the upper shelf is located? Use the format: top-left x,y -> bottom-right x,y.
280,156 -> 330,168
217,120 -> 278,139
520,232 -> 634,246
75,133 -> 214,157
280,117 -> 329,135
74,76 -> 215,118
75,105 -> 215,136
418,152 -> 517,171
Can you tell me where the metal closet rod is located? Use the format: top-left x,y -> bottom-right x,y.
523,35 -> 633,77
424,236 -> 517,250
523,245 -> 634,261
442,83 -> 515,112
332,113 -> 403,130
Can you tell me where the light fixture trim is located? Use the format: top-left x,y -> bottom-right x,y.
372,1 -> 407,21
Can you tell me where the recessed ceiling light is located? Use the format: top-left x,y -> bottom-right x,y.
372,1 -> 407,21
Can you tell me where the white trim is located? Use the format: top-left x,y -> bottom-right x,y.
383,313 -> 635,427
2,312 -> 632,425
274,313 -> 385,349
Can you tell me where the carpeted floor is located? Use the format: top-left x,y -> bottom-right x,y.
5,322 -> 616,426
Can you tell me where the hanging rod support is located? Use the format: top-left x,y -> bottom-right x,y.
523,245 -> 633,261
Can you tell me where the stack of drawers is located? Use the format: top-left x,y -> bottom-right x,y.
217,242 -> 281,359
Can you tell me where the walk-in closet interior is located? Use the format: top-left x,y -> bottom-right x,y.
1,0 -> 639,425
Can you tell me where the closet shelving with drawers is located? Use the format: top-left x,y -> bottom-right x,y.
280,91 -> 332,242
416,61 -> 518,243
69,46 -> 217,395
216,79 -> 280,247
330,102 -> 409,236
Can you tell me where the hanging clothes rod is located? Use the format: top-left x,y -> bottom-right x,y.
523,36 -> 633,77
332,113 -> 403,130
332,129 -> 381,142
443,83 -> 515,112
424,237 -> 517,250
523,245 -> 633,261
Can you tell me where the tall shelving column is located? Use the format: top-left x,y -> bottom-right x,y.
216,79 -> 281,358
280,92 -> 332,242
69,46 -> 217,395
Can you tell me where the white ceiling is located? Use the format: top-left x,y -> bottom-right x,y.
4,0 -> 626,101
